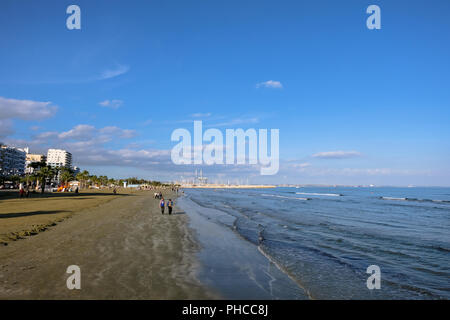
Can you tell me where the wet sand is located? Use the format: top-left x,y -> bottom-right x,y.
0,190 -> 218,299
179,196 -> 309,300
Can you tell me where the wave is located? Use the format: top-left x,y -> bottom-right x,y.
262,194 -> 310,201
380,197 -> 407,201
428,245 -> 450,253
296,192 -> 342,197
431,199 -> 450,204
380,196 -> 450,204
257,245 -> 314,300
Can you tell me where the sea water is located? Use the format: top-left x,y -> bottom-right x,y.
179,187 -> 450,299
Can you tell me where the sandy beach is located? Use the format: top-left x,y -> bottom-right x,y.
0,190 -> 218,299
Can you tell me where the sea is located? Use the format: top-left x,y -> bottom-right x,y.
178,186 -> 450,299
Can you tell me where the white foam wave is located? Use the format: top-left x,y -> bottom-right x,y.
262,194 -> 309,201
381,197 -> 407,201
296,192 -> 341,197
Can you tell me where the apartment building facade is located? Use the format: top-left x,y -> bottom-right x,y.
25,153 -> 47,174
0,145 -> 27,176
46,149 -> 72,169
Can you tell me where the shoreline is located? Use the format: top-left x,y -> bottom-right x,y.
178,194 -> 309,300
0,190 -> 218,299
180,186 -> 450,300
181,185 -> 276,189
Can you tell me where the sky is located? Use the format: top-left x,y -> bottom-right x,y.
0,0 -> 449,186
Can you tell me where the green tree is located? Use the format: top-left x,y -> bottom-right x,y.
60,167 -> 75,185
90,175 -> 99,187
76,170 -> 90,189
26,160 -> 46,187
36,166 -> 56,193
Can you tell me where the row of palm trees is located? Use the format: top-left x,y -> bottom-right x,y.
75,171 -> 117,189
1,161 -> 167,191
25,161 -> 75,192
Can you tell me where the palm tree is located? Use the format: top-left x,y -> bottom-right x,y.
36,166 -> 56,194
90,175 -> 100,188
99,175 -> 108,186
76,170 -> 89,189
27,160 -> 46,188
60,167 -> 75,185
9,175 -> 21,188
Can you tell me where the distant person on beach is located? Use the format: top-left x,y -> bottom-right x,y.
19,183 -> 24,198
167,199 -> 173,215
159,198 -> 165,214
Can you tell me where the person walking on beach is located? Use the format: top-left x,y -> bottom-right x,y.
159,197 -> 165,214
167,199 -> 173,215
19,183 -> 24,198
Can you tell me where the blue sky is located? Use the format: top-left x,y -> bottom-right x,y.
1,0 -> 449,185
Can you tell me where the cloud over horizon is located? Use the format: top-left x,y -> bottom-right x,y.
35,124 -> 136,143
10,124 -> 172,170
0,97 -> 58,138
312,151 -> 362,159
0,97 -> 58,121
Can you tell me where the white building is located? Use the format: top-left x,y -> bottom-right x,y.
0,145 -> 27,176
24,153 -> 47,174
46,149 -> 72,169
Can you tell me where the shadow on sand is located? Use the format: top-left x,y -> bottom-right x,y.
0,210 -> 70,219
0,190 -> 132,200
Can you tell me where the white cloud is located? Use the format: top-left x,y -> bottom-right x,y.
0,97 -> 58,138
17,124 -> 171,169
297,167 -> 420,177
46,126 -> 169,168
99,99 -> 123,109
0,97 -> 58,121
191,113 -> 212,118
4,121 -> 268,179
35,124 -> 136,144
312,151 -> 362,159
292,162 -> 311,168
58,124 -> 96,140
7,126 -> 436,184
99,65 -> 130,80
256,80 -> 283,89
99,126 -> 135,139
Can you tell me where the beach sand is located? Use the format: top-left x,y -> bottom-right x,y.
0,190 -> 127,245
0,190 -> 218,299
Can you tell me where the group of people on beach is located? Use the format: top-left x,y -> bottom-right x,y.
18,183 -> 31,198
159,197 -> 174,215
17,182 -> 79,197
